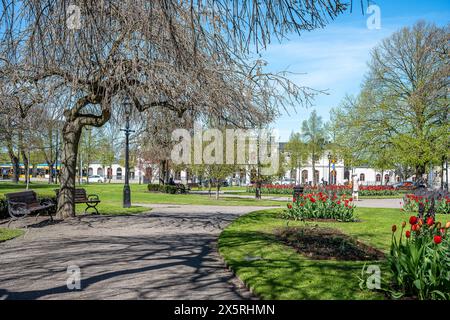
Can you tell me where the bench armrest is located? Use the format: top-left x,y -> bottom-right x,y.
88,194 -> 100,201
7,201 -> 30,218
40,199 -> 55,207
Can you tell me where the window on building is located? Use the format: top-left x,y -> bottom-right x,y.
359,173 -> 365,182
116,168 -> 122,179
88,167 -> 93,176
344,170 -> 350,181
397,176 -> 401,182
376,174 -> 381,182
175,171 -> 181,180
384,174 -> 390,183
97,168 -> 103,176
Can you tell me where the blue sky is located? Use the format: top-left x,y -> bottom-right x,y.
262,0 -> 450,141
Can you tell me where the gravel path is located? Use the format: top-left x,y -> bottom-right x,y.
0,204 -> 275,300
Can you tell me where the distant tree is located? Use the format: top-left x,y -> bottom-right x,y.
285,132 -> 308,184
334,22 -> 449,180
301,110 -> 327,186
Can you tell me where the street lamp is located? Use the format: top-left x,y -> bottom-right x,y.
121,97 -> 135,208
327,153 -> 331,185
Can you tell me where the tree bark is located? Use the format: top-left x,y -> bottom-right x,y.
56,121 -> 82,219
416,164 -> 426,182
21,150 -> 29,185
48,162 -> 54,184
11,155 -> 19,183
216,183 -> 220,200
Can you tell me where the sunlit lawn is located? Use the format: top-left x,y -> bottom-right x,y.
218,207 -> 449,300
0,228 -> 24,242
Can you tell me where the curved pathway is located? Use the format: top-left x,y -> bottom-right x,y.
0,204 -> 275,300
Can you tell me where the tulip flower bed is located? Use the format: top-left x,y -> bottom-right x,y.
384,216 -> 450,299
247,184 -> 400,197
402,194 -> 450,215
283,192 -> 356,222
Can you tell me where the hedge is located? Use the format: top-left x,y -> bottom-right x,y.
147,184 -> 185,194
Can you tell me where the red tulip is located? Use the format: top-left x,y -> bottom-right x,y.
405,230 -> 411,238
287,203 -> 292,209
434,235 -> 442,244
426,217 -> 434,226
409,216 -> 418,225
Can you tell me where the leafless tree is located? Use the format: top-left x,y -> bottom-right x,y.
0,1 -> 347,219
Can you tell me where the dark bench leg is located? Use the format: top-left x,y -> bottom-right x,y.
34,210 -> 54,222
85,203 -> 99,215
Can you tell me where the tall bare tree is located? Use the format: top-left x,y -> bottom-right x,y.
1,1 -> 347,218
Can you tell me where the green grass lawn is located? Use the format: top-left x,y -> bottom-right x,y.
218,207 -> 449,300
0,228 -> 24,242
0,182 -> 283,217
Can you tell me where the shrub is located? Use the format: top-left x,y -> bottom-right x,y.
386,216 -> 450,299
282,192 -> 356,222
0,196 -> 8,219
147,183 -> 185,194
147,184 -> 161,192
161,185 -> 178,194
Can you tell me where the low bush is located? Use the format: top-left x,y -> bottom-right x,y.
147,184 -> 186,194
147,184 -> 161,192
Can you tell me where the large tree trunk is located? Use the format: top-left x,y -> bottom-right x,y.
21,150 -> 29,185
416,164 -> 426,182
11,155 -> 19,183
56,121 -> 82,219
6,139 -> 19,183
48,162 -> 54,184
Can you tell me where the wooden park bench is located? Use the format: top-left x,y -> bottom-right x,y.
55,188 -> 101,214
6,190 -> 55,221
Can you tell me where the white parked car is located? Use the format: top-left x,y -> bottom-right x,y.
83,175 -> 105,183
274,178 -> 296,185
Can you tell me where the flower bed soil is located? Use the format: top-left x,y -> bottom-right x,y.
275,226 -> 385,261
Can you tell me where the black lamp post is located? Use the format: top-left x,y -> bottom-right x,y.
327,153 -> 331,185
121,97 -> 134,208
